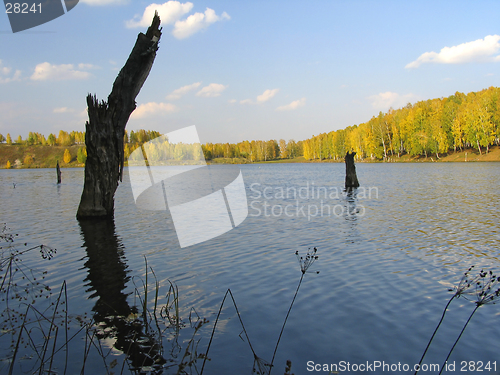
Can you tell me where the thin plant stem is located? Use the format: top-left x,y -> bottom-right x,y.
414,295 -> 456,375
150,267 -> 164,355
39,281 -> 66,374
8,304 -> 30,375
63,281 -> 69,375
200,289 -> 257,374
269,273 -> 304,374
200,291 -> 227,375
47,325 -> 59,374
50,323 -> 88,358
80,326 -> 97,375
143,256 -> 148,333
438,304 -> 479,375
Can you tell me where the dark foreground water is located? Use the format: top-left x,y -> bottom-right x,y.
1,162 -> 500,374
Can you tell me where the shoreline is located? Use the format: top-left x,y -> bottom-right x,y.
1,144 -> 499,169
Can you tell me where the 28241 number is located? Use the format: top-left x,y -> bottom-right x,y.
5,3 -> 42,14
460,361 -> 497,371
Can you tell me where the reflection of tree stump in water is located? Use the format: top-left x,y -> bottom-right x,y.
79,218 -> 165,372
345,151 -> 360,189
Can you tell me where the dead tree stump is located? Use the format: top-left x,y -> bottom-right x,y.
345,151 -> 360,189
77,12 -> 162,219
56,161 -> 61,184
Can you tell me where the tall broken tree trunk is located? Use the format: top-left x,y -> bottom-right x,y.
345,151 -> 360,189
77,13 -> 162,219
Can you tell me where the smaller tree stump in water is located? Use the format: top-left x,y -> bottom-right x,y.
345,151 -> 359,189
56,161 -> 61,184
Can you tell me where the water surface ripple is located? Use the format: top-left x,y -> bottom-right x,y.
1,162 -> 499,374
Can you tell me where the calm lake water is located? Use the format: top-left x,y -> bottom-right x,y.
1,162 -> 500,374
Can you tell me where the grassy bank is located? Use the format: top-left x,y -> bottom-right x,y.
372,145 -> 500,163
0,144 -> 84,169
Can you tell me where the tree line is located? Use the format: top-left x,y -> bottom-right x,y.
303,86 -> 500,161
197,86 -> 500,162
0,130 -> 86,147
201,139 -> 303,161
2,87 -> 499,164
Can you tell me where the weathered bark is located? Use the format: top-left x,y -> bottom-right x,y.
77,13 -> 162,219
345,151 -> 360,189
56,161 -> 61,184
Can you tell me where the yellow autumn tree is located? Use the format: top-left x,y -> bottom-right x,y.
77,147 -> 87,164
63,149 -> 72,164
6,160 -> 11,169
24,154 -> 34,166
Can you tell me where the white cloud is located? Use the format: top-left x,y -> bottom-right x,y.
257,88 -> 279,103
126,1 -> 193,28
368,92 -> 419,110
228,99 -> 237,104
53,107 -> 74,113
166,81 -> 201,99
239,88 -> 280,105
276,98 -> 306,111
31,62 -> 92,81
78,63 -> 99,70
81,0 -> 128,5
196,83 -> 227,97
131,102 -> 177,119
173,8 -> 230,39
0,60 -> 21,83
406,35 -> 500,68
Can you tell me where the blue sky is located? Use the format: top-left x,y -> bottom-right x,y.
1,0 -> 500,144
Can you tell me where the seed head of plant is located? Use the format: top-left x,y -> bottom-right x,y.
449,266 -> 478,298
252,354 -> 271,375
39,245 -> 56,260
469,269 -> 500,306
0,224 -> 17,244
451,266 -> 500,306
295,247 -> 318,274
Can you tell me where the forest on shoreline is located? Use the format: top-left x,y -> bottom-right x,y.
1,86 -> 500,169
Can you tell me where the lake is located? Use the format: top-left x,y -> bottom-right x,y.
1,162 -> 500,374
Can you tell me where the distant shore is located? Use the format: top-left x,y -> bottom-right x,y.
1,144 -> 499,169
209,145 -> 500,165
